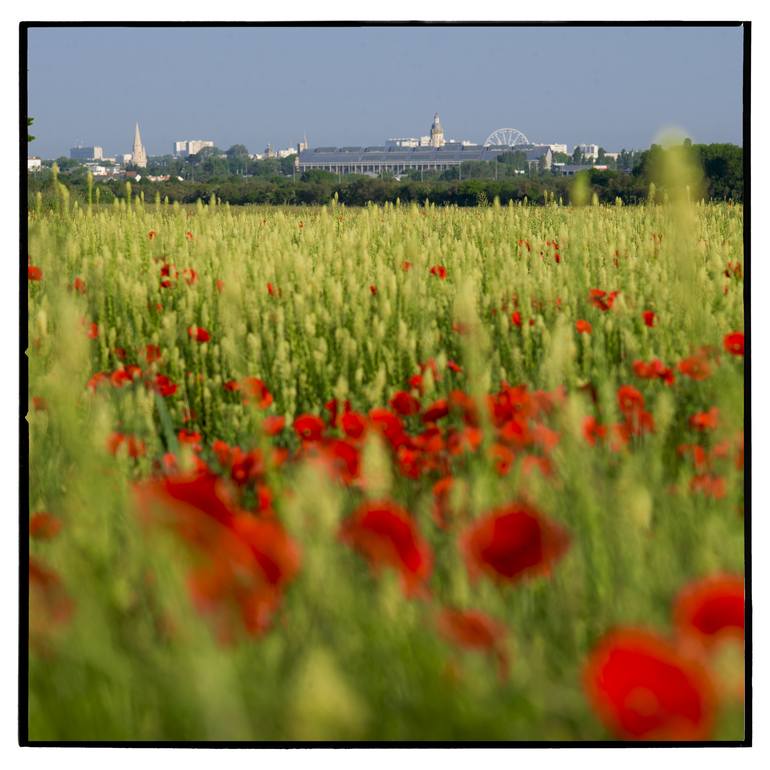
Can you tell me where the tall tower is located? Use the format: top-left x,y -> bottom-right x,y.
430,112 -> 445,148
131,122 -> 148,168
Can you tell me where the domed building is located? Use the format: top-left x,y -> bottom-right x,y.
430,112 -> 445,148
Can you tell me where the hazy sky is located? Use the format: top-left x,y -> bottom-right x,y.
26,25 -> 744,159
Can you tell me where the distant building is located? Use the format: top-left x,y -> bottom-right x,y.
131,123 -> 148,168
119,153 -> 133,166
547,144 -> 569,155
173,139 -> 214,157
70,145 -> 103,161
576,144 -> 599,161
27,156 -> 42,171
430,113 -> 445,148
603,151 -> 620,161
555,163 -> 595,176
298,142 -> 552,176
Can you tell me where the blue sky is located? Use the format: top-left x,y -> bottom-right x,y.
26,25 -> 744,159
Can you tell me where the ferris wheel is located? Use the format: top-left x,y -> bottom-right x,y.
483,128 -> 530,147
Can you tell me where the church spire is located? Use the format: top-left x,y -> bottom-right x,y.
131,122 -> 147,168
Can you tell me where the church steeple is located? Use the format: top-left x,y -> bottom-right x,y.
131,122 -> 148,168
430,113 -> 445,148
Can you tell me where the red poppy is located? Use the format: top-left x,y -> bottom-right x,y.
185,231 -> 193,240
267,282 -> 277,296
144,344 -> 162,363
589,289 -> 619,312
341,410 -> 367,440
617,385 -> 645,418
339,500 -> 432,594
107,432 -> 146,458
188,326 -> 211,343
369,284 -> 377,296
678,353 -> 712,381
437,608 -> 510,680
178,428 -> 202,445
389,390 -> 421,416
293,413 -> 325,442
583,416 -> 607,447
31,396 -> 47,412
576,319 -> 592,334
72,276 -> 86,294
690,474 -> 726,499
583,628 -> 715,740
148,229 -> 157,240
674,574 -> 744,650
447,359 -> 463,374
642,310 -> 656,327
634,359 -> 675,385
151,373 -> 177,397
86,371 -> 109,391
239,377 -> 273,409
134,472 -> 300,638
690,407 -> 719,431
402,260 -> 412,271
29,557 -> 74,642
86,322 -> 99,339
422,398 -> 450,424
430,265 -> 447,280
30,512 -> 62,539
215,279 -> 225,293
28,265 -> 43,281
723,332 -> 744,357
262,415 -> 286,436
460,502 -> 570,584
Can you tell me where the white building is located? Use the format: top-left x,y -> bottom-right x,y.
70,145 -> 104,161
577,144 -> 600,161
546,144 -> 569,155
173,139 -> 215,157
27,157 -> 42,171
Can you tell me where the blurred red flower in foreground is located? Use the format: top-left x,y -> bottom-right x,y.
340,500 -> 432,595
576,319 -> 592,334
107,432 -> 146,458
134,472 -> 300,638
430,265 -> 447,280
642,310 -> 656,328
673,574 -> 744,650
723,332 -> 744,357
29,557 -> 74,646
589,289 -> 619,312
460,502 -> 570,585
28,265 -> 43,281
678,351 -> 713,381
187,326 -> 211,343
293,413 -> 325,442
437,608 -> 510,680
29,512 -> 62,539
583,628 -> 715,740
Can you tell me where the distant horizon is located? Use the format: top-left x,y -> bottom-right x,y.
26,25 -> 744,160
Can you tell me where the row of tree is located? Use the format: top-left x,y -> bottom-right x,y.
29,142 -> 743,207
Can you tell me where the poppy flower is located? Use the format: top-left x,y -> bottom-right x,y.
341,410 -> 367,440
678,353 -> 712,381
460,502 -> 570,584
144,344 -> 162,364
447,359 -> 463,374
239,377 -> 273,409
583,416 -> 607,446
390,390 -> 421,417
29,557 -> 74,641
723,332 -> 744,357
110,365 -> 142,387
402,260 -> 412,271
28,265 -> 43,281
86,371 -> 109,391
589,289 -> 619,312
436,607 -> 510,680
31,396 -> 47,412
148,229 -> 157,240
642,310 -> 656,327
617,385 -> 645,418
72,276 -> 86,294
30,512 -> 62,539
86,322 -> 99,340
576,319 -> 592,334
262,415 -> 286,436
188,326 -> 211,343
583,628 -> 715,740
422,398 -> 450,424
267,282 -> 277,296
430,265 -> 447,280
339,500 -> 432,594
134,472 -> 300,638
690,408 -> 719,431
369,284 -> 377,296
107,432 -> 146,458
215,279 -> 225,293
185,231 -> 193,240
674,574 -> 744,650
511,310 -> 523,328
690,474 -> 726,499
151,373 -> 177,397
293,413 -> 325,442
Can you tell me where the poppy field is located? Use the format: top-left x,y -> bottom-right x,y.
26,188 -> 745,742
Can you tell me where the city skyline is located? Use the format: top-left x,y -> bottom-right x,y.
27,25 -> 744,159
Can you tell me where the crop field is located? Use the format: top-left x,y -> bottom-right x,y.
26,185 -> 745,742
